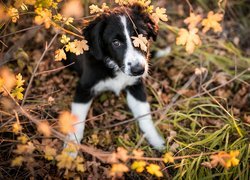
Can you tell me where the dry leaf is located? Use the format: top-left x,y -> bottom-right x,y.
184,12 -> 202,29
131,34 -> 148,52
58,111 -> 77,134
146,164 -> 163,177
152,7 -> 168,24
202,11 -> 223,33
55,49 -> 67,61
176,28 -> 201,54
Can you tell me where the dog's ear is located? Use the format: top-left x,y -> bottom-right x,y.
146,18 -> 158,41
84,18 -> 106,60
130,4 -> 158,41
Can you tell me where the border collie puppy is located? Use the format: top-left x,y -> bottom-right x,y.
65,4 -> 165,152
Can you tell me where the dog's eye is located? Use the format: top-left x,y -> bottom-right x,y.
112,39 -> 121,47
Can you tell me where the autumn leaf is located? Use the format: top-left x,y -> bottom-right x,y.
7,7 -> 19,23
11,156 -> 24,166
131,160 -> 147,173
44,146 -> 57,160
55,49 -> 67,61
17,135 -> 28,144
163,152 -> 174,163
225,150 -> 240,168
14,142 -> 35,154
176,28 -> 201,54
202,11 -> 223,33
34,8 -> 52,29
89,3 -> 109,14
131,34 -> 148,52
38,121 -> 51,137
65,17 -> 74,25
0,67 -> 16,96
11,86 -> 24,100
65,40 -> 89,55
56,151 -> 74,169
132,149 -> 144,158
60,34 -> 70,44
184,12 -> 202,29
146,164 -> 163,177
58,111 -> 77,134
152,7 -> 168,24
116,147 -> 128,162
74,39 -> 89,55
12,122 -> 22,134
61,0 -> 84,18
110,163 -> 129,177
74,156 -> 85,172
16,73 -> 25,87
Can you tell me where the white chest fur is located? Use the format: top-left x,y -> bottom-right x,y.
92,72 -> 138,95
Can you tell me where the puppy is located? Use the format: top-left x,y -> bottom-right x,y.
64,4 -> 165,152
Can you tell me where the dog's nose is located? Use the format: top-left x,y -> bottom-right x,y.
130,63 -> 145,76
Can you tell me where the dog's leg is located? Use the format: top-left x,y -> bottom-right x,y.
65,82 -> 93,157
126,82 -> 165,150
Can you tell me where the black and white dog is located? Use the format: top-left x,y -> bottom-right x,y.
65,4 -> 165,152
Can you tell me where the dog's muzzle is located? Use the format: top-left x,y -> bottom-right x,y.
129,63 -> 145,76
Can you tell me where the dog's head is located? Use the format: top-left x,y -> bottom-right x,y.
84,4 -> 158,77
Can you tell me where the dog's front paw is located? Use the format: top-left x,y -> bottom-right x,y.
146,134 -> 165,151
151,136 -> 166,151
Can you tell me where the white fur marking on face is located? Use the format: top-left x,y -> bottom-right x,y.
127,92 -> 165,150
93,71 -> 138,95
66,101 -> 92,144
119,16 -> 148,76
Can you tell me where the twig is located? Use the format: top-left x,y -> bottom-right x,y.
21,32 -> 59,106
35,62 -> 75,76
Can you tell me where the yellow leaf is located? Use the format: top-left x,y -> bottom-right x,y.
152,7 -> 168,24
56,151 -> 74,169
34,8 -> 52,29
55,49 -> 67,61
65,40 -> 89,55
131,160 -> 146,173
146,164 -> 163,177
12,122 -> 22,134
65,17 -> 74,25
184,13 -> 202,29
74,156 -> 85,172
14,142 -> 35,154
202,11 -> 223,33
11,86 -> 24,100
131,34 -> 148,52
7,7 -> 19,23
16,73 -> 25,87
89,4 -> 102,14
163,152 -> 174,163
17,135 -> 28,144
110,163 -> 129,177
58,111 -> 77,134
44,146 -> 57,160
11,156 -> 24,166
60,34 -> 70,44
176,28 -> 201,54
